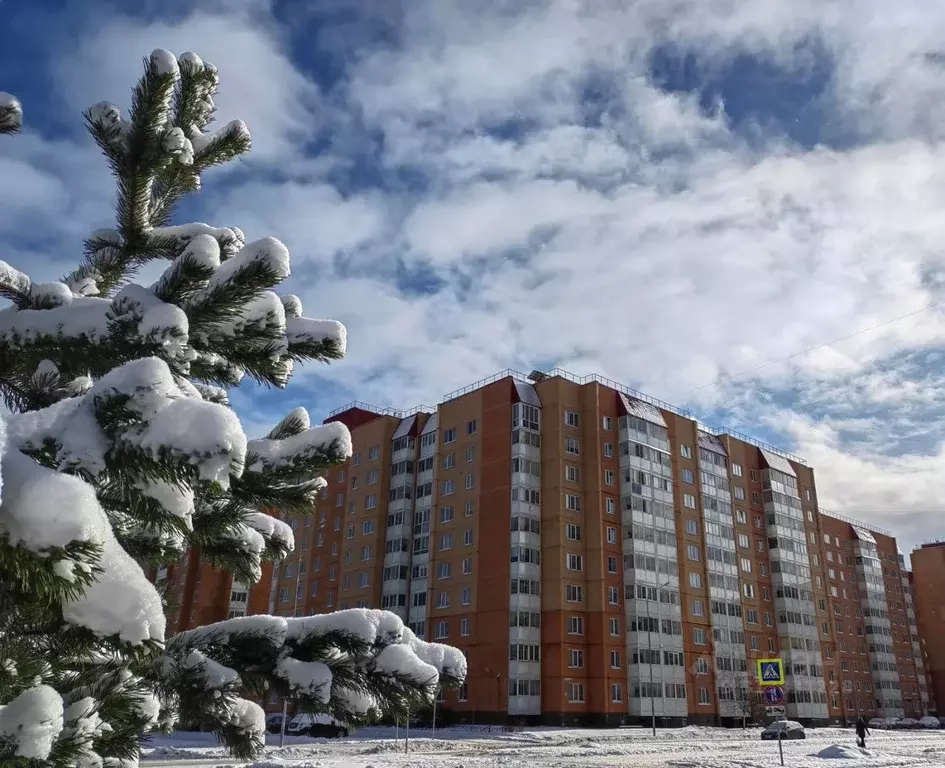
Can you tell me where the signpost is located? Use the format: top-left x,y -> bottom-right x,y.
757,659 -> 786,768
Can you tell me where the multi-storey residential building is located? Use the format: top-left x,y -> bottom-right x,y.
910,541 -> 945,715
153,369 -> 929,727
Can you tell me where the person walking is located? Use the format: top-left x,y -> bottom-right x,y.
855,716 -> 870,749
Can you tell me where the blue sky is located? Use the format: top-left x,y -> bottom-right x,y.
3,0 -> 945,554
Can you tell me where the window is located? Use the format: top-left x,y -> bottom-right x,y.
607,556 -> 618,573
683,493 -> 696,509
603,416 -> 613,430
565,465 -> 580,482
367,468 -> 379,484
365,494 -> 377,510
609,617 -> 620,636
326,592 -> 334,606
467,419 -> 477,435
738,533 -> 749,548
443,428 -> 457,444
362,520 -> 375,535
466,445 -> 475,462
565,410 -> 580,427
746,608 -> 758,624
565,494 -> 582,512
461,587 -> 471,605
740,557 -> 752,573
368,446 -> 380,461
750,469 -> 758,481
567,683 -> 585,703
732,463 -> 743,477
606,497 -> 617,515
606,526 -> 618,544
687,544 -> 701,561
568,616 -> 584,635
768,637 -> 776,653
611,650 -> 621,668
352,452 -> 360,466
346,525 -> 355,539
566,584 -> 584,602
358,572 -> 369,588
342,575 -> 350,591
567,554 -> 584,571
750,635 -> 760,651
734,486 -> 745,500
465,500 -> 475,516
439,506 -> 454,524
462,557 -> 472,575
460,617 -> 470,636
440,534 -> 453,551
692,600 -> 705,617
438,562 -> 452,579
566,523 -> 582,541
689,572 -> 702,589
603,441 -> 614,457
609,586 -> 619,604
757,538 -> 765,552
435,621 -> 448,639
611,684 -> 623,703
442,479 -> 455,496
436,591 -> 450,609
335,493 -> 343,507
698,687 -> 711,705
752,492 -> 761,504
681,468 -> 694,484
736,508 -> 747,524
568,649 -> 584,668
604,469 -> 615,485
680,444 -> 692,459
279,587 -> 288,603
565,438 -> 580,455
696,658 -> 709,674
443,453 -> 455,469
464,529 -> 473,546
686,519 -> 698,535
694,628 -> 707,645
360,545 -> 372,561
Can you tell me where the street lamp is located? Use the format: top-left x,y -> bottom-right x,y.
648,578 -> 672,737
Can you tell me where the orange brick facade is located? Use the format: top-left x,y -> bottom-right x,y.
152,370 -> 933,726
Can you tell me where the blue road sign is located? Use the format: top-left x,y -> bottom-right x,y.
764,686 -> 784,706
757,658 -> 785,685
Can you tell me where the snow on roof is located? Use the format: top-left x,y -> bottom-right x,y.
698,431 -> 727,455
619,393 -> 667,427
421,413 -> 438,435
513,380 -> 541,407
392,414 -> 416,441
853,526 -> 877,545
761,449 -> 796,477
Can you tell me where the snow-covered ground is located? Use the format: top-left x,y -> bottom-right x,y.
143,725 -> 945,768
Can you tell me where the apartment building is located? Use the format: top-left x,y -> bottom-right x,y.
910,541 -> 945,714
153,369 -> 929,726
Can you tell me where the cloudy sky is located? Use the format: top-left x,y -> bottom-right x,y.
2,0 -> 944,555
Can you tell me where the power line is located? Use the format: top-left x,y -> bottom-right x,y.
670,299 -> 945,401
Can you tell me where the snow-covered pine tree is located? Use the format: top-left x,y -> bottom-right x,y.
0,50 -> 465,767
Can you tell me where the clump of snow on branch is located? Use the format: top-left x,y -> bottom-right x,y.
0,685 -> 64,760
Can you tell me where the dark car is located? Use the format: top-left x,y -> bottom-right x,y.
286,713 -> 349,738
265,713 -> 284,734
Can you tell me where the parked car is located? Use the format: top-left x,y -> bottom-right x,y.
761,721 -> 806,740
265,713 -> 285,733
918,716 -> 941,729
286,713 -> 349,738
868,717 -> 890,730
898,718 -> 921,730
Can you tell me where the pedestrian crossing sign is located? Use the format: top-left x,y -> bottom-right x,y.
756,658 -> 784,686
